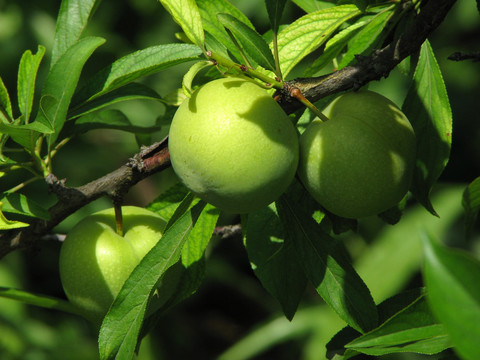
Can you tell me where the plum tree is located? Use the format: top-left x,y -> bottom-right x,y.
168,77 -> 299,214
59,206 -> 167,323
298,90 -> 416,219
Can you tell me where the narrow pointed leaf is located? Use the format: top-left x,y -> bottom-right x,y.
0,203 -> 29,230
265,0 -> 288,34
277,5 -> 361,77
51,0 -> 100,66
182,60 -> 214,96
346,295 -> 451,356
422,233 -> 480,360
68,82 -> 161,120
218,13 -> 276,72
291,0 -> 334,14
337,8 -> 394,69
245,204 -> 307,320
34,36 -> 106,147
68,109 -> 161,136
98,200 -> 206,360
402,41 -> 452,215
276,193 -> 377,333
0,120 -> 54,150
158,0 -> 204,48
0,76 -> 13,121
462,177 -> 480,234
17,45 -> 46,123
0,193 -> 50,220
73,44 -> 202,105
197,0 -> 254,62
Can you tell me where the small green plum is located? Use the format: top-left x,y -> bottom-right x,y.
168,77 -> 299,213
59,206 -> 167,323
298,90 -> 416,219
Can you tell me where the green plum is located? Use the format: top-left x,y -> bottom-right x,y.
298,90 -> 416,219
59,206 -> 167,323
168,77 -> 299,213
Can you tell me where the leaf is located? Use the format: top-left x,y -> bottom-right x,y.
345,294 -> 451,356
0,287 -> 82,316
292,0 -> 334,14
98,199 -> 206,360
147,183 -> 190,222
196,0 -> 254,61
304,19 -> 367,76
0,76 -> 13,122
337,8 -> 394,69
218,13 -> 276,72
17,45 -> 46,123
265,0 -> 288,34
402,40 -> 452,215
422,233 -> 480,360
68,83 -> 161,120
0,119 -> 53,150
0,193 -> 50,220
158,0 -> 204,48
73,44 -> 202,105
34,36 -> 106,148
182,60 -> 214,96
462,177 -> 480,234
51,0 -> 101,67
245,204 -> 307,320
276,192 -> 378,333
276,5 -> 361,77
66,109 -> 161,136
0,204 -> 29,230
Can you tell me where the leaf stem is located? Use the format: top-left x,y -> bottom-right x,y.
207,51 -> 283,89
114,202 -> 124,237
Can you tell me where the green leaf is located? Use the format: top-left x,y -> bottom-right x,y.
0,193 -> 50,220
0,76 -> 13,122
147,183 -> 190,223
182,60 -> 214,96
98,199 -> 206,360
73,44 -> 202,105
402,40 -> 452,215
51,0 -> 101,66
34,36 -> 106,147
422,233 -> 480,360
462,177 -> 480,234
68,83 -> 161,120
0,204 -> 28,230
276,192 -> 377,333
265,0 -> 288,34
197,0 -> 254,62
304,19 -> 367,76
291,0 -> 334,14
245,204 -> 307,320
345,294 -> 451,356
67,109 -> 161,136
0,287 -> 82,316
337,8 -> 394,69
218,13 -> 276,72
0,120 -> 54,150
17,45 -> 46,123
276,5 -> 361,77
158,0 -> 205,48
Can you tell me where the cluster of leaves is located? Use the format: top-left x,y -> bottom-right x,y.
1,0 -> 480,359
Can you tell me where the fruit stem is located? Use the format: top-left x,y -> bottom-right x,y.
289,87 -> 330,122
114,203 -> 124,237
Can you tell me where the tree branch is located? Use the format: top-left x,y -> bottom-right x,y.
0,0 -> 457,259
275,0 -> 457,114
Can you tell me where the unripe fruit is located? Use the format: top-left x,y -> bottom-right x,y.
168,77 -> 299,213
298,90 -> 416,219
59,206 -> 167,323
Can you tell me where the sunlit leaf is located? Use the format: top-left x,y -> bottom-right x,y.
462,176 -> 480,234
158,0 -> 204,48
402,41 -> 452,215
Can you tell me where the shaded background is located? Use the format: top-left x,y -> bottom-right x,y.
0,0 -> 479,359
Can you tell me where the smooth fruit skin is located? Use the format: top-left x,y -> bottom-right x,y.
298,90 -> 416,219
59,206 -> 166,323
168,77 -> 299,213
